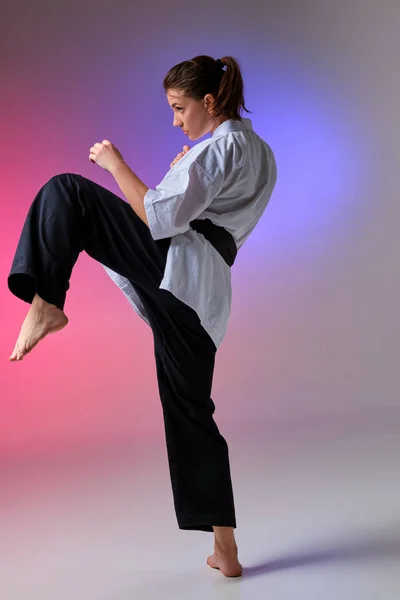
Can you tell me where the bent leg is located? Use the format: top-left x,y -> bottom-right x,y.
8,173 -> 170,309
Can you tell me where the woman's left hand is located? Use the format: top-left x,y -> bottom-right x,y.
89,140 -> 124,173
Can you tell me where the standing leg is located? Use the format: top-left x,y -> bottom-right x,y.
8,172 -> 170,360
139,289 -> 242,576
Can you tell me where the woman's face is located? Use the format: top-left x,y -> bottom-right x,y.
167,88 -> 223,141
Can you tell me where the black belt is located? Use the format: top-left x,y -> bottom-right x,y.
190,218 -> 237,267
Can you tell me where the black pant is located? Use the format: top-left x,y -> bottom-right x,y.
8,173 -> 236,532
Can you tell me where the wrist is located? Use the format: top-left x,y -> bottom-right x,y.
110,160 -> 128,177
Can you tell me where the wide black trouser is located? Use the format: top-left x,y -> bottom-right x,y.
8,173 -> 236,532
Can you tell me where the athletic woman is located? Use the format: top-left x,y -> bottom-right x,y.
8,55 -> 277,577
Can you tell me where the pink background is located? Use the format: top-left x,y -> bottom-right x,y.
1,0 -> 399,464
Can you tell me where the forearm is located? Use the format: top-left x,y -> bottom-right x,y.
111,161 -> 149,226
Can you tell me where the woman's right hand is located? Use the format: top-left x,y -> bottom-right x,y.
170,145 -> 190,168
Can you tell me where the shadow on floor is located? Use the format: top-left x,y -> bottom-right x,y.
243,527 -> 400,577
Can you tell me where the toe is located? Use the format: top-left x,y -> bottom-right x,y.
15,345 -> 25,360
9,345 -> 19,361
207,554 -> 219,570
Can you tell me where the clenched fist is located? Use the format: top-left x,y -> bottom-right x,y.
170,145 -> 190,168
89,140 -> 124,174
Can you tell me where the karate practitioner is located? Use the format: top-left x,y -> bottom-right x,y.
8,55 -> 277,577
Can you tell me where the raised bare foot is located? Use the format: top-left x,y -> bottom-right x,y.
9,294 -> 68,361
207,540 -> 243,577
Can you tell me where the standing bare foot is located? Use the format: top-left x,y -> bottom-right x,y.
9,294 -> 68,361
207,527 -> 242,577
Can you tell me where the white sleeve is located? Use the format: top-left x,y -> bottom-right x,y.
143,160 -> 222,240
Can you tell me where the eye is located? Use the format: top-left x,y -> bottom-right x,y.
177,108 -> 184,113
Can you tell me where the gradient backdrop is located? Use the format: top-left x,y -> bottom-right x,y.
1,0 -> 399,464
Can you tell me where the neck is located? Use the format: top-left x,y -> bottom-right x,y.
211,116 -> 230,134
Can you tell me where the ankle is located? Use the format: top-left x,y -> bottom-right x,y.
215,538 -> 237,550
213,527 -> 237,550
33,293 -> 48,308
33,293 -> 60,311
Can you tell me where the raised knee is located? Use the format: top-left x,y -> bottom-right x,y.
48,173 -> 78,186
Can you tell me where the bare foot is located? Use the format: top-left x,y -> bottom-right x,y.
9,294 -> 68,361
207,540 -> 243,577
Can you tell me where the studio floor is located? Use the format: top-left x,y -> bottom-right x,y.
1,419 -> 399,599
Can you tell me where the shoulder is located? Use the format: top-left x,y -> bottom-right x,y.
193,133 -> 249,183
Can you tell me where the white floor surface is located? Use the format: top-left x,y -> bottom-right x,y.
1,422 -> 399,599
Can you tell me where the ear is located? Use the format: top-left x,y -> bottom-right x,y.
204,93 -> 216,115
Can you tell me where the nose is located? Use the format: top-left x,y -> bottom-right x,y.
173,115 -> 183,128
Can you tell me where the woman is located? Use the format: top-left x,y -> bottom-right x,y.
8,55 -> 277,577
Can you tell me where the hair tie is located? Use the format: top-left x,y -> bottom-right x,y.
215,59 -> 224,70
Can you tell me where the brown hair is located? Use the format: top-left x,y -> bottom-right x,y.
163,55 -> 252,121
